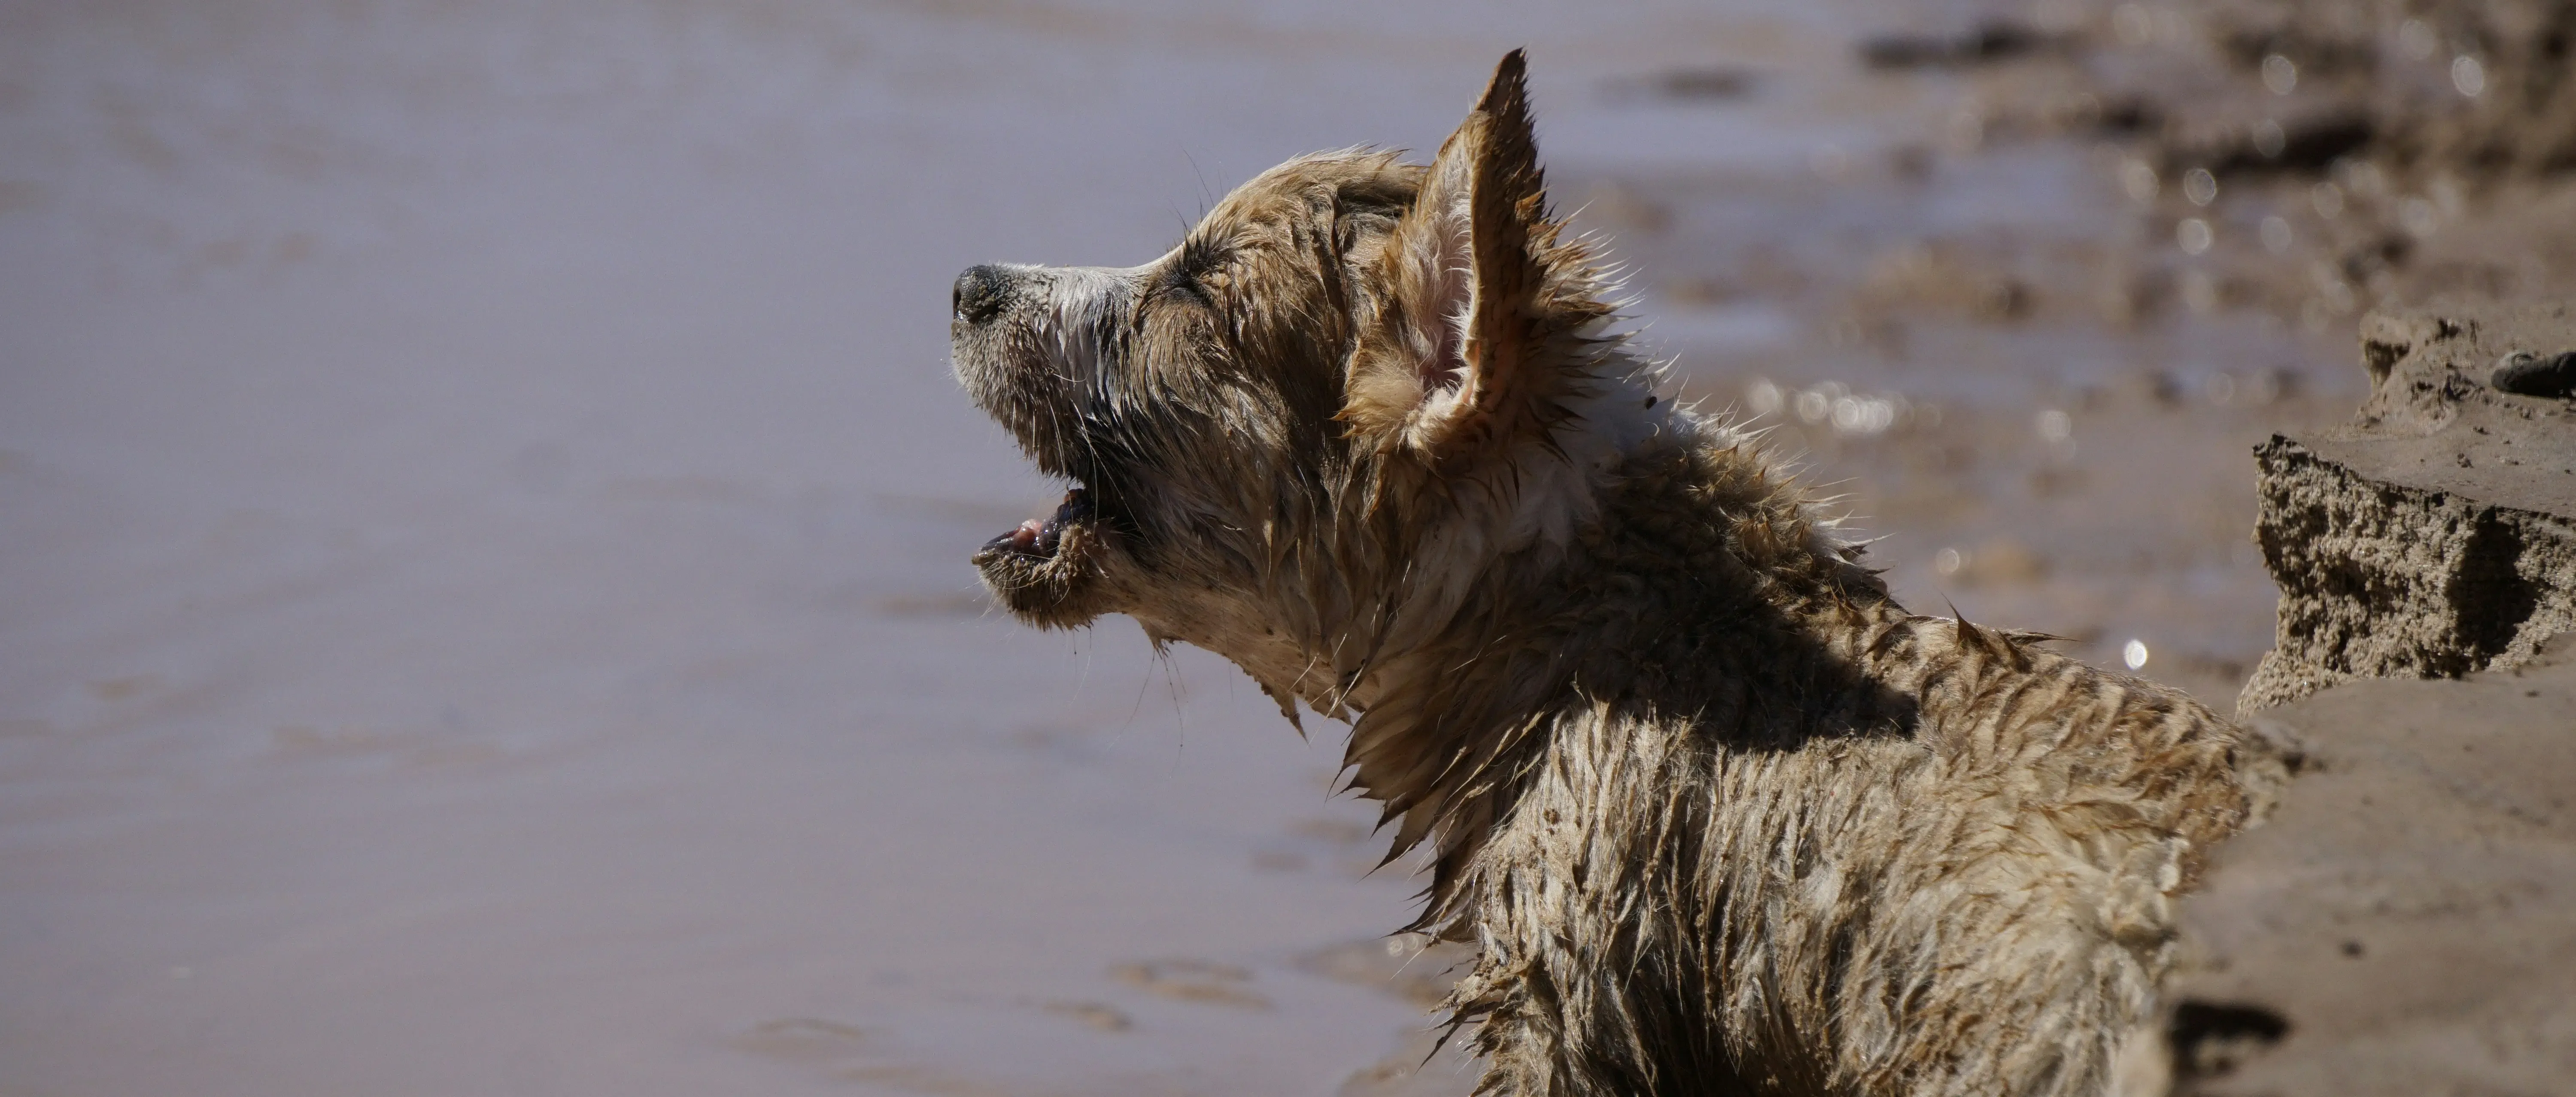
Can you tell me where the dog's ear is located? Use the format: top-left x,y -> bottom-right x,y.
1345,49 -> 1589,461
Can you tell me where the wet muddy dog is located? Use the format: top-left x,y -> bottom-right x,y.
951,51 -> 2275,1097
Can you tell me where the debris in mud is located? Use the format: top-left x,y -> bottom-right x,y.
1604,67 -> 1760,102
1857,20 -> 2052,70
2491,348 -> 2576,396
730,1017 -> 872,1063
1043,1000 -> 1134,1032
1107,959 -> 1272,1010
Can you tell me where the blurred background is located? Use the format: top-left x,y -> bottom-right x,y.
3,1 -> 2570,1094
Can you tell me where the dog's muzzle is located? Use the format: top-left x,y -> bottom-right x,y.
950,261 -> 1136,625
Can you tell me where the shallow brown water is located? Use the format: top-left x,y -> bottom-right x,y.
0,2 -> 2358,1094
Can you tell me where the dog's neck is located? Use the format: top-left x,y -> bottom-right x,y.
1143,368 -> 1694,721
1260,393 -> 1901,892
1343,388 -> 1881,696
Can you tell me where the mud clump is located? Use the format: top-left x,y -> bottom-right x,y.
2239,301 -> 2576,712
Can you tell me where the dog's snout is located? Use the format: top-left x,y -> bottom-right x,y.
954,264 -> 1014,325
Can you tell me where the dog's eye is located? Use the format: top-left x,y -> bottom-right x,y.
1166,236 -> 1233,308
1189,269 -> 1236,307
1160,267 -> 1222,311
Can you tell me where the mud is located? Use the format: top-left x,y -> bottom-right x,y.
2163,634 -> 2576,1096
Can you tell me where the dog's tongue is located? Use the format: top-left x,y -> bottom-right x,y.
980,488 -> 1088,560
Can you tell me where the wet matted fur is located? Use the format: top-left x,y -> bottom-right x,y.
949,52 -> 2274,1097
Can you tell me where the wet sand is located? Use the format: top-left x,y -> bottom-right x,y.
0,1 -> 2517,1094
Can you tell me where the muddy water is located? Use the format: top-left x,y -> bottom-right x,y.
0,3 -> 2351,1095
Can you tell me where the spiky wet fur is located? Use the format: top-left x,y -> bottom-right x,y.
951,52 -> 2271,1097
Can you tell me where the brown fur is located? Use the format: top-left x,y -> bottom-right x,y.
950,52 -> 2274,1097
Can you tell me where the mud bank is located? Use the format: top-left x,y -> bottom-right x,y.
2239,302 -> 2576,711
2156,300 -> 2576,1094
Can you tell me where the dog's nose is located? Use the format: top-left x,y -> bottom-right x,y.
953,264 -> 1014,325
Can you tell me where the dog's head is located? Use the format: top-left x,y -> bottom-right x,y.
952,52 -> 1665,702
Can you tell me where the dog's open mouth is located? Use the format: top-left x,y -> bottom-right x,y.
969,483 -> 1114,627
975,487 -> 1094,564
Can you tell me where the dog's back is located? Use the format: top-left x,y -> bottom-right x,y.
1354,439 -> 2257,1097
